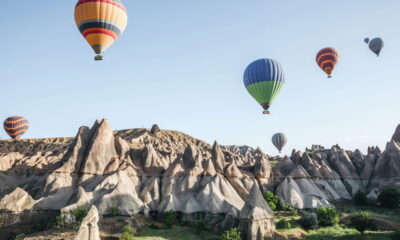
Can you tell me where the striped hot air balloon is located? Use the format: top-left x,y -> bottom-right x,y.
244,58 -> 285,114
3,116 -> 29,139
316,48 -> 339,78
272,133 -> 287,153
74,0 -> 128,61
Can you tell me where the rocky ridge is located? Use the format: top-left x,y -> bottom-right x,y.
0,120 -> 399,238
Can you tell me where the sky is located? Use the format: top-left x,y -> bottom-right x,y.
1,0 -> 400,156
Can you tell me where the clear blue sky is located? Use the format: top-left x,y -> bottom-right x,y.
1,1 -> 400,155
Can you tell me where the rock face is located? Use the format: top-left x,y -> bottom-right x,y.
75,205 -> 100,240
0,119 -> 399,237
0,188 -> 35,212
239,184 -> 275,240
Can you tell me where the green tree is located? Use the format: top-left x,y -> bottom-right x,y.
316,207 -> 339,227
70,206 -> 88,223
107,207 -> 122,217
353,190 -> 368,205
349,211 -> 376,235
119,225 -> 136,240
298,211 -> 318,230
220,228 -> 241,240
276,220 -> 291,229
263,191 -> 280,210
53,214 -> 67,232
163,211 -> 177,228
377,187 -> 400,208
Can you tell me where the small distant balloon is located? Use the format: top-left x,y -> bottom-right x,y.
243,58 -> 285,114
272,133 -> 287,153
316,48 -> 339,78
3,116 -> 29,139
364,38 -> 370,44
365,37 -> 384,57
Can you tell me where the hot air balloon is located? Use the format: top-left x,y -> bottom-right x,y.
272,133 -> 287,153
365,37 -> 384,57
3,116 -> 29,139
316,48 -> 339,78
243,58 -> 285,114
74,0 -> 128,61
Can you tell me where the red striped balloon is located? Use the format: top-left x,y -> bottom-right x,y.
3,116 -> 29,139
316,48 -> 339,78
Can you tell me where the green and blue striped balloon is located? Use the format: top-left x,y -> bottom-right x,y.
243,58 -> 285,114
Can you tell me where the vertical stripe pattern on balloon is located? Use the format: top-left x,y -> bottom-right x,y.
272,133 -> 287,152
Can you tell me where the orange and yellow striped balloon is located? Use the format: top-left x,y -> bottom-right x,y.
316,48 -> 339,78
3,116 -> 29,139
74,0 -> 128,60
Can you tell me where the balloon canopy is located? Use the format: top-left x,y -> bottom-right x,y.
3,116 -> 29,139
243,58 -> 285,114
272,133 -> 287,153
316,48 -> 339,78
74,0 -> 128,60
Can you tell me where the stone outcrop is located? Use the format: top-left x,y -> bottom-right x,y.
0,188 -> 35,212
75,205 -> 101,240
239,184 -> 275,240
0,119 -> 399,238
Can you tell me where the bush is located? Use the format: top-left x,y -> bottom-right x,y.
316,207 -> 339,227
163,211 -> 177,228
263,191 -> 280,210
220,228 -> 241,240
391,230 -> 400,240
53,214 -> 67,232
353,190 -> 368,205
14,234 -> 25,240
193,220 -> 206,234
377,187 -> 400,208
119,225 -> 136,240
107,207 -> 122,217
298,211 -> 318,230
71,206 -> 88,224
276,220 -> 291,229
349,211 -> 376,235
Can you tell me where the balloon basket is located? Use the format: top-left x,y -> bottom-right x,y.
263,110 -> 270,114
95,55 -> 104,61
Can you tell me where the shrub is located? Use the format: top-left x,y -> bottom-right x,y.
298,211 -> 318,230
163,211 -> 177,228
263,191 -> 280,211
14,234 -> 25,240
53,214 -> 67,232
107,207 -> 122,217
353,190 -> 368,205
220,228 -> 241,240
349,211 -> 376,234
119,225 -> 136,240
316,207 -> 339,227
391,230 -> 400,240
71,206 -> 88,224
276,220 -> 291,229
193,220 -> 206,234
377,187 -> 400,208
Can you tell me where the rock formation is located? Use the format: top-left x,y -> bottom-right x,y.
75,205 -> 101,240
0,119 -> 399,238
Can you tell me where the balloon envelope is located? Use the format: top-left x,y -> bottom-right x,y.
272,133 -> 287,153
316,48 -> 339,78
74,0 -> 128,59
368,38 -> 384,56
3,116 -> 29,139
243,58 -> 285,113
